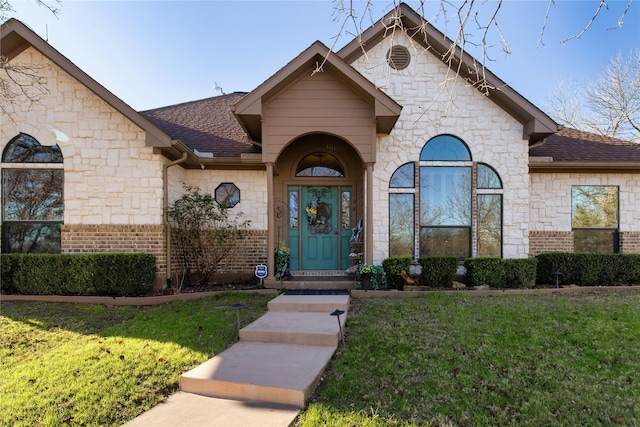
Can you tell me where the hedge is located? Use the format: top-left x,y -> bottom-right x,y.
0,253 -> 156,297
536,252 -> 640,286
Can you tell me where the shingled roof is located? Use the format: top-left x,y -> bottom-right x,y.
141,93 -> 259,158
530,127 -> 640,169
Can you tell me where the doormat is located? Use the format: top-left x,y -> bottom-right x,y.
283,289 -> 351,296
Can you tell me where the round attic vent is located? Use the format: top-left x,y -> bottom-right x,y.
387,45 -> 410,70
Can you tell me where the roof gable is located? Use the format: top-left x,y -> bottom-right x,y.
233,41 -> 402,143
1,18 -> 172,149
338,3 -> 558,142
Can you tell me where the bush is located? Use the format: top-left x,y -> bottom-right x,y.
419,256 -> 458,288
1,254 -> 20,294
619,254 -> 640,285
504,258 -> 537,289
536,252 -> 640,287
464,257 -> 505,288
1,253 -> 156,296
382,257 -> 411,290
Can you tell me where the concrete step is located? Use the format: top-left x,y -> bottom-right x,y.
267,293 -> 350,313
239,311 -> 346,346
180,342 -> 336,407
278,280 -> 354,290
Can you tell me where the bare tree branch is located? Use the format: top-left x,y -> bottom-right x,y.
561,0 -> 607,44
0,56 -> 50,117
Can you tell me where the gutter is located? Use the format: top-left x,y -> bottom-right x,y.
162,149 -> 188,288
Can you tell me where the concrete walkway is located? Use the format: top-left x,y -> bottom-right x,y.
122,292 -> 350,427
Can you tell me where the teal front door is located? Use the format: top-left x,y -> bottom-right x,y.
288,185 -> 352,271
301,186 -> 339,269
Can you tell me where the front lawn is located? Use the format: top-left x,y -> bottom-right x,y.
296,291 -> 640,426
0,293 -> 273,426
3,290 -> 640,426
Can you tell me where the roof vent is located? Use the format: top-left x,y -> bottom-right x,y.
387,45 -> 410,70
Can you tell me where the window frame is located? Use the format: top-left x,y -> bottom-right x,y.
1,134 -> 64,253
571,185 -> 620,254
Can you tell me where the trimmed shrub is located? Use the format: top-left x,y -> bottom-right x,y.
504,258 -> 538,289
1,253 -> 155,296
464,257 -> 505,288
536,252 -> 640,287
1,254 -> 20,294
419,256 -> 457,288
382,256 -> 411,290
91,253 -> 156,297
619,254 -> 640,285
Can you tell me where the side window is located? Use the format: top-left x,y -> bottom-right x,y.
572,185 -> 619,253
2,134 -> 64,253
215,183 -> 240,208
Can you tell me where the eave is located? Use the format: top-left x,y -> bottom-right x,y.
529,159 -> 640,173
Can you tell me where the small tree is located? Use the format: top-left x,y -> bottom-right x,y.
166,184 -> 250,290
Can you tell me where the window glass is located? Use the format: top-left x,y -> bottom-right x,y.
420,227 -> 470,259
477,194 -> 502,257
574,230 -> 616,254
2,169 -> 64,220
420,166 -> 471,226
419,135 -> 471,161
2,133 -> 63,163
215,183 -> 240,208
2,222 -> 62,253
341,190 -> 351,229
571,185 -> 619,254
289,190 -> 299,229
296,153 -> 344,177
571,186 -> 618,228
477,164 -> 502,189
389,193 -> 414,257
390,163 -> 414,188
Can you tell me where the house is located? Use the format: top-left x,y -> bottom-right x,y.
2,4 -> 639,289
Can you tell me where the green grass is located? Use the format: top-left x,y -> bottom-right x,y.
0,292 -> 273,427
295,291 -> 640,427
3,291 -> 640,427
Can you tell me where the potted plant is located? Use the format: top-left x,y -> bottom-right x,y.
357,264 -> 387,290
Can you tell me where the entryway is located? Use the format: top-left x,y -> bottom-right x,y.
287,185 -> 352,272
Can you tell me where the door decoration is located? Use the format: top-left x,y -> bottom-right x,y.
305,187 -> 332,234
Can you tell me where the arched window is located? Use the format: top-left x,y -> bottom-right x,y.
389,135 -> 503,259
295,152 -> 344,177
1,134 -> 64,253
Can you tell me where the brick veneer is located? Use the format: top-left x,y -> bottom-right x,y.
529,231 -> 573,256
621,232 -> 640,254
169,230 -> 268,282
62,224 -> 166,285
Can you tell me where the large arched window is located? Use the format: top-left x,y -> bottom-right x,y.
1,134 -> 64,253
389,135 -> 503,259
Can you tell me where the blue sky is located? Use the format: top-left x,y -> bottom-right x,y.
6,1 -> 639,112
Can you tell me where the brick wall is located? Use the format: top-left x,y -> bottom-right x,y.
62,224 -> 166,285
529,231 -> 574,256
169,229 -> 268,283
621,232 -> 640,254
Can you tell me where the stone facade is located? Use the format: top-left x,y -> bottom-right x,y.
351,31 -> 530,263
1,48 -> 166,227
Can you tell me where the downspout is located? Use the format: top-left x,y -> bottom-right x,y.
163,151 -> 188,288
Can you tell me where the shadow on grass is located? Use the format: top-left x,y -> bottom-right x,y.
1,292 -> 275,354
